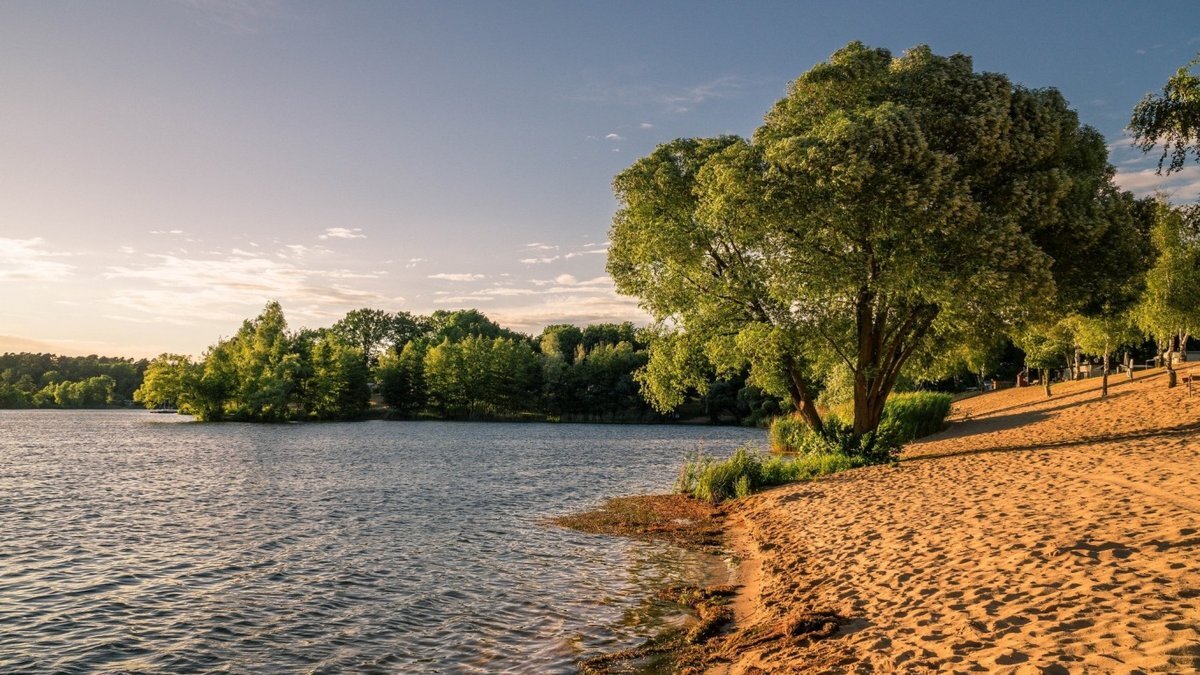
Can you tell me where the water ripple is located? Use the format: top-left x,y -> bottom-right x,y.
0,410 -> 760,672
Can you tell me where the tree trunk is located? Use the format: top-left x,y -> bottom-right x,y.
1073,349 -> 1082,380
1101,348 -> 1109,398
1182,332 -> 1191,362
783,357 -> 823,433
1127,353 -> 1135,381
1042,368 -> 1052,397
1165,337 -> 1178,387
852,382 -> 889,438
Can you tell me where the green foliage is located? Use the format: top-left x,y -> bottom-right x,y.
538,324 -> 584,363
134,353 -> 199,410
609,41 -> 1131,442
0,353 -> 148,408
35,375 -> 117,408
676,445 -> 862,504
422,335 -> 541,418
770,391 -> 952,459
1069,312 -> 1141,360
1014,320 -> 1075,371
1130,54 -> 1200,175
301,335 -> 370,420
220,301 -> 302,421
330,308 -> 425,366
878,392 -> 953,443
1134,201 -> 1200,343
377,341 -> 427,413
429,309 -> 526,343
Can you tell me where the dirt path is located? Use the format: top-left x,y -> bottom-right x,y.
717,364 -> 1200,673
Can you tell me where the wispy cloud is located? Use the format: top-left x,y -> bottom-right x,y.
428,272 -> 486,282
1114,165 -> 1200,201
0,238 -> 75,282
640,122 -> 654,129
575,75 -> 753,111
319,227 -> 366,240
605,133 -> 623,141
406,257 -> 428,268
102,251 -> 394,324
149,229 -> 184,235
1109,135 -> 1200,201
178,0 -> 288,34
520,256 -> 561,264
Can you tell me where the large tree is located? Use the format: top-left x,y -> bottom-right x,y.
610,42 -> 1129,440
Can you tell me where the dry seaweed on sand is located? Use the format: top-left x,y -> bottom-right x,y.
551,494 -> 726,553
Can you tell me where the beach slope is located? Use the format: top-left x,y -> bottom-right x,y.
718,364 -> 1200,673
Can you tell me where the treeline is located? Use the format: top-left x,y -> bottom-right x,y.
0,353 -> 148,408
133,304 -> 786,423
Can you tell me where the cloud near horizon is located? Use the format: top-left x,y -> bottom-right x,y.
427,272 -> 486,282
0,238 -> 75,282
318,227 -> 366,240
102,248 -> 398,325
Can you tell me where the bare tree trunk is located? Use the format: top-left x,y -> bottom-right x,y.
1165,337 -> 1178,388
1128,352 -> 1135,381
1101,348 -> 1110,398
1042,368 -> 1052,397
1073,349 -> 1082,380
1182,332 -> 1191,362
783,356 -> 824,433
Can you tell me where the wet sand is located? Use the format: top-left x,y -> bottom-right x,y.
717,363 -> 1200,673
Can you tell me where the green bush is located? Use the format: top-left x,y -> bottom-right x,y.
676,445 -> 863,504
769,392 -> 953,458
881,391 -> 953,442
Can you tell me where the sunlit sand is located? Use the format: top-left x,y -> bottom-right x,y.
717,363 -> 1200,672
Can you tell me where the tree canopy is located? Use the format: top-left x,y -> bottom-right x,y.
610,42 -> 1137,439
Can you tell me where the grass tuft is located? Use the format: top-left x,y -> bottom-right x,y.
675,444 -> 863,504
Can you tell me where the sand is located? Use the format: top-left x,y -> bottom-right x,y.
715,363 -> 1200,673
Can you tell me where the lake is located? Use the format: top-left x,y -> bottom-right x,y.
0,410 -> 762,673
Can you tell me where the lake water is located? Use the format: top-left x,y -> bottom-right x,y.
0,411 -> 762,673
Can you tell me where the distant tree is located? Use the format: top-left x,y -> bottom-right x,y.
134,354 -> 200,410
377,341 -> 428,413
1071,312 -> 1142,397
303,335 -> 370,420
1014,321 -> 1074,397
429,309 -> 526,343
423,339 -> 468,415
331,308 -> 426,367
580,323 -> 640,351
1134,201 -> 1200,382
221,301 -> 301,421
538,324 -> 584,363
1130,54 -> 1200,175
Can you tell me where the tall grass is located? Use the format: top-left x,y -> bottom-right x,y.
676,445 -> 863,504
769,391 -> 953,455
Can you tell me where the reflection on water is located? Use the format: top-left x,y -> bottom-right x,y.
0,411 -> 760,673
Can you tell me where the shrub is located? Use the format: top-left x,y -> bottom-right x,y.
769,391 -> 953,458
676,444 -> 863,504
881,392 -> 953,443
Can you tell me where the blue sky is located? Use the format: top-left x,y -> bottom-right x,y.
2,1 -> 1199,357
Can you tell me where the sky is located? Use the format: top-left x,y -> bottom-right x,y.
2,1 -> 1200,358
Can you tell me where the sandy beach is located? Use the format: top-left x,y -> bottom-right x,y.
716,363 -> 1200,673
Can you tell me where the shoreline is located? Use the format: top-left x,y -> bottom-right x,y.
709,364 -> 1200,672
